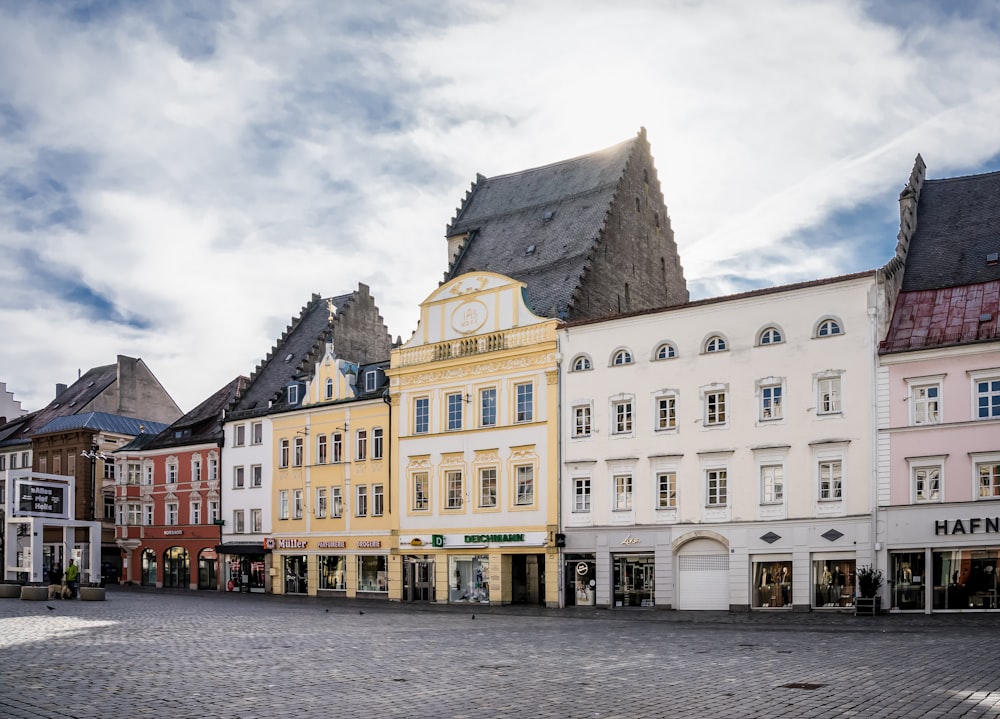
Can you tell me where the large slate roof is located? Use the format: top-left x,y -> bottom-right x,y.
35,412 -> 168,437
445,136 -> 637,318
901,169 -> 1000,291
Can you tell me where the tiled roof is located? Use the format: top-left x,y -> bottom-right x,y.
880,281 -> 1000,353
34,412 -> 168,437
445,135 -> 637,318
902,169 -> 1000,291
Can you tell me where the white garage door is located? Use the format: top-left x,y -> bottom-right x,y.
677,554 -> 730,610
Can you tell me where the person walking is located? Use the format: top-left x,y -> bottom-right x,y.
65,558 -> 80,599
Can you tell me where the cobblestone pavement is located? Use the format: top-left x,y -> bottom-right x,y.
2,588 -> 1000,718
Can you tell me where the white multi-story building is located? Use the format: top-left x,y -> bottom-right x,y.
559,272 -> 893,610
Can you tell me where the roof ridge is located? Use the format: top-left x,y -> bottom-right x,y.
925,168 -> 1000,183
481,136 -> 636,183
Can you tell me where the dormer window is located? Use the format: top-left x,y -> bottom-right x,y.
287,383 -> 300,405
365,370 -> 377,393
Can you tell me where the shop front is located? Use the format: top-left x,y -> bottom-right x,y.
883,504 -> 1000,612
564,554 -> 596,607
218,542 -> 271,593
269,536 -> 390,599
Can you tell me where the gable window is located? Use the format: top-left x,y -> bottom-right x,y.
412,473 -> 429,511
706,469 -> 727,506
819,460 -> 843,500
574,478 -> 591,512
817,375 -> 842,415
816,318 -> 843,337
614,474 -> 633,511
325,378 -> 334,399
572,355 -> 592,372
356,430 -> 367,461
758,326 -> 783,345
234,424 -> 246,447
372,428 -> 383,460
479,467 -> 498,508
317,435 -> 328,464
445,471 -> 463,509
516,382 -> 533,422
761,465 -> 783,504
657,472 -> 677,509
656,394 -> 677,431
612,400 -> 633,435
365,370 -> 377,393
974,375 -> 1000,420
611,349 -> 633,366
573,405 -> 592,437
704,335 -> 727,353
293,437 -> 304,466
332,433 -> 343,463
287,384 -> 300,405
279,439 -> 289,468
251,422 -> 263,445
654,342 -> 677,360
480,388 -> 497,427
414,397 -> 429,434
515,465 -> 534,505
447,393 -> 463,431
760,382 -> 783,421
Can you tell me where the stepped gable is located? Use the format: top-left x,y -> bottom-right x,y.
445,128 -> 687,320
137,375 -> 249,450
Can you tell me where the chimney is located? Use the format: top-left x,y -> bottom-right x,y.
56,383 -> 68,398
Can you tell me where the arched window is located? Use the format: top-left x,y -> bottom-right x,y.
654,342 -> 677,360
325,377 -> 334,399
704,335 -> 728,353
816,318 -> 843,337
758,326 -> 783,345
612,349 -> 633,366
571,355 -> 592,372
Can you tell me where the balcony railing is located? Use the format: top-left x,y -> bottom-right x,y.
393,325 -> 552,367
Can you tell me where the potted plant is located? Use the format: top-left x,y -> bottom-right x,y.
855,564 -> 883,616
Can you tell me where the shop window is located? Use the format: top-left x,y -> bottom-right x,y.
613,554 -> 655,607
812,559 -> 855,608
449,555 -> 489,603
890,552 -> 924,611
933,549 -> 1000,609
284,555 -> 307,594
319,555 -> 347,590
753,560 -> 792,608
358,555 -> 388,592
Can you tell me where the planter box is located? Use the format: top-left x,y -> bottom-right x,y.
20,586 -> 48,601
0,584 -> 22,599
855,596 -> 882,616
79,586 -> 106,601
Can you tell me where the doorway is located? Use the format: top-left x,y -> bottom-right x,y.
511,554 -> 544,604
403,557 -> 434,601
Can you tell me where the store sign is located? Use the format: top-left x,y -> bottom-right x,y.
318,541 -> 346,549
277,538 -> 308,549
164,530 -> 183,536
463,533 -> 525,544
15,480 -> 67,518
432,535 -> 444,547
621,534 -> 641,545
357,540 -> 382,548
935,518 -> 1000,535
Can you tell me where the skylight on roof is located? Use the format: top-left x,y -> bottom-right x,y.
284,353 -> 294,362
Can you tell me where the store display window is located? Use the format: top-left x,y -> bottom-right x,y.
319,555 -> 347,590
612,554 -> 654,607
357,555 -> 388,592
933,549 -> 999,610
890,552 -> 924,610
565,555 -> 596,606
752,559 -> 792,608
811,558 -> 855,608
449,555 -> 489,603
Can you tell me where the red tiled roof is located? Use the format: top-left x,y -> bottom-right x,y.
880,280 -> 1000,353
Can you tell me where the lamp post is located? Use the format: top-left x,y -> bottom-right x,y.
81,444 -> 108,522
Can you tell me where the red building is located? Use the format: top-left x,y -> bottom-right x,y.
114,377 -> 247,589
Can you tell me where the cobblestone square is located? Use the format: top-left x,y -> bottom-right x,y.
2,588 -> 1000,718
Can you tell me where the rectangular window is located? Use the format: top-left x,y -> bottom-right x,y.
760,384 -> 782,421
365,370 -> 377,392
251,421 -> 263,445
656,395 -> 677,430
479,468 -> 497,508
332,433 -> 343,463
447,393 -> 463,430
0,455 -> 5,471
251,508 -> 262,533
446,471 -> 463,509
705,391 -> 727,425
414,397 -> 429,434
144,463 -> 154,485
761,465 -> 783,504
104,491 -> 116,521
516,466 -> 534,505
233,466 -> 245,489
574,478 -> 591,512
208,458 -> 217,481
614,475 -> 633,511
975,377 -> 1000,420
978,463 -> 1000,498
287,384 -> 299,405
613,400 -> 633,434
706,469 -> 728,506
573,405 -> 592,437
104,460 -> 115,481
412,473 -> 429,511
293,489 -> 303,519
819,460 -> 843,500
818,376 -> 842,414
234,424 -> 246,446
317,435 -> 328,464
233,509 -> 245,533
127,503 -> 141,525
516,382 -> 533,422
209,501 -> 219,524
279,439 -> 289,468
251,465 -> 262,488
372,428 -> 383,460
167,503 -> 178,526
372,484 -> 384,516
911,384 -> 940,425
144,505 -> 154,525
293,437 -> 304,467
166,463 -> 177,483
332,487 -> 343,517
9,453 -> 15,469
279,490 -> 289,520
192,459 -> 202,482
356,485 -> 368,517
356,430 -> 367,461
191,502 -> 201,525
125,463 -> 140,485
316,487 -> 328,517
914,466 -> 941,502
117,503 -> 125,526
657,471 -> 677,508
480,388 -> 497,427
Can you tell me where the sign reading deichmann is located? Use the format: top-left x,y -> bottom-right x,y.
463,533 -> 525,543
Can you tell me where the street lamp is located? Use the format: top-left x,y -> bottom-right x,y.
81,444 -> 108,522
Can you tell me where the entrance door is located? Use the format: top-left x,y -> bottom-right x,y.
511,554 -> 544,604
403,559 -> 434,601
677,538 -> 729,610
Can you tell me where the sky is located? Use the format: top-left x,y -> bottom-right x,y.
2,0 -> 1000,414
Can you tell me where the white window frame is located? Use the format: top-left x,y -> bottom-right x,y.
287,383 -> 300,404
447,393 -> 463,431
251,508 -> 262,533
166,462 -> 178,484
316,487 -> 328,518
574,477 -> 591,513
818,459 -> 843,501
611,397 -> 634,435
356,430 -> 367,461
372,484 -> 384,516
757,325 -> 783,346
704,335 -> 727,353
613,474 -> 633,511
702,384 -> 728,427
760,464 -> 784,504
190,501 -> 201,525
372,427 -> 383,460
412,472 -> 429,511
251,421 -> 263,445
907,375 -> 943,425
655,392 -> 677,431
234,424 -> 246,447
571,355 -> 592,372
515,382 -> 533,423
909,457 -> 943,503
166,503 -> 178,526
971,369 -> 1000,421
144,504 -> 154,526
611,348 -> 633,366
279,439 -> 289,468
332,487 -> 343,517
973,452 -> 1000,500
293,489 -> 303,519
706,468 -> 727,506
815,317 -> 843,337
573,404 -> 592,438
445,470 -> 464,510
414,397 -> 430,434
233,509 -> 245,533
515,465 -> 534,506
656,471 -> 677,509
479,467 -> 498,508
365,370 -> 377,393
653,342 -> 677,361
816,373 -> 843,415
480,387 -> 497,427
278,490 -> 289,520
251,464 -> 262,488
293,437 -> 304,466
317,435 -> 328,464
757,377 -> 784,422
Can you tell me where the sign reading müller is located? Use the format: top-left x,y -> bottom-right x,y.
15,479 -> 68,519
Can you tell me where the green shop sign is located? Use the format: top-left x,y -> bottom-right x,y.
464,533 -> 525,544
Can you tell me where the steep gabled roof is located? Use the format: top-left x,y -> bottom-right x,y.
445,135 -> 637,318
901,169 -> 1000,291
132,375 -> 249,451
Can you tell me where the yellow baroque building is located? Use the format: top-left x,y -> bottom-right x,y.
388,272 -> 560,606
269,344 -> 394,598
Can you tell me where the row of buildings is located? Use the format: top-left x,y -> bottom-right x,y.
2,131 -> 998,612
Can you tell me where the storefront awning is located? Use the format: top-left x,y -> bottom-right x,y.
216,543 -> 270,555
